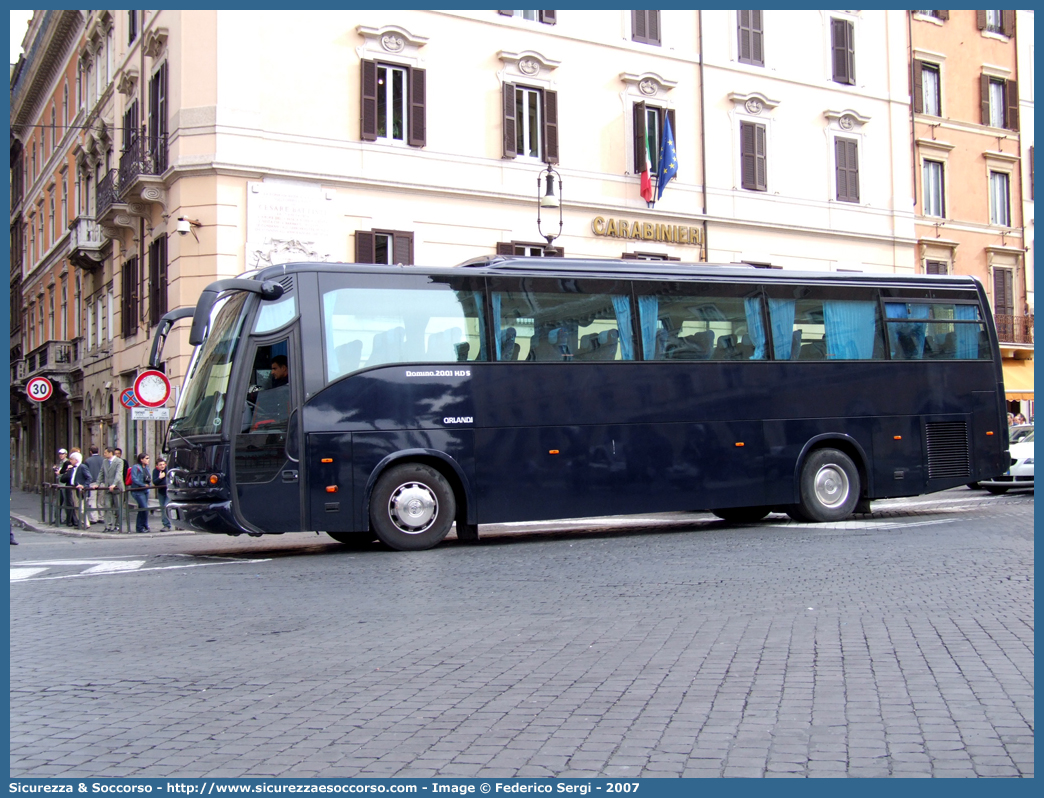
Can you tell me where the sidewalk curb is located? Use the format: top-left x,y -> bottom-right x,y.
10,512 -> 194,539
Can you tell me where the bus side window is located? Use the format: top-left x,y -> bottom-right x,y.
639,288 -> 767,361
491,280 -> 636,362
320,280 -> 486,382
770,295 -> 882,360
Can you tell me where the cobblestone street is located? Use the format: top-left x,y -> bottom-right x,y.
10,489 -> 1034,778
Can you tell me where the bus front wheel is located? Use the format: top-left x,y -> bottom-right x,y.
789,448 -> 860,523
370,463 -> 457,551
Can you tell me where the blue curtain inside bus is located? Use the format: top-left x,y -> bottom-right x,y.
823,300 -> 877,360
638,296 -> 659,360
743,297 -> 767,360
490,292 -> 503,360
954,304 -> 979,359
610,296 -> 635,360
768,298 -> 797,359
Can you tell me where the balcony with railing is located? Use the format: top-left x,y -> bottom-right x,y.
24,339 -> 79,380
97,169 -> 120,219
995,315 -> 1034,346
68,216 -> 106,271
118,126 -> 168,196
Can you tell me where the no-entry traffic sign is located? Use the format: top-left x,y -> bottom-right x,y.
26,377 -> 53,403
134,369 -> 171,408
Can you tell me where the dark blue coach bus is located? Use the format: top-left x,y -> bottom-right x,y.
153,257 -> 1009,550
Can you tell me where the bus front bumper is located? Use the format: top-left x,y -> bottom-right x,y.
166,500 -> 258,536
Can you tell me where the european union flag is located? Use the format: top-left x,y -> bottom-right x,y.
656,114 -> 678,202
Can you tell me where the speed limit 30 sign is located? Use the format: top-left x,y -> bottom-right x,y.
26,377 -> 53,403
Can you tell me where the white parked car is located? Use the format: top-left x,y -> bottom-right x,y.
981,430 -> 1034,494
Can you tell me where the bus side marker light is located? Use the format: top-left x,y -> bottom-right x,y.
893,435 -> 902,440
735,442 -> 744,447
321,458 -> 333,463
326,485 -> 338,493
549,450 -> 560,455
986,431 -> 994,436
209,474 -> 219,485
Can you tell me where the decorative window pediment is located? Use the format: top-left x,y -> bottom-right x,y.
620,71 -> 677,99
498,50 -> 560,84
728,91 -> 780,116
356,24 -> 428,66
143,27 -> 168,58
824,108 -> 871,131
116,68 -> 138,97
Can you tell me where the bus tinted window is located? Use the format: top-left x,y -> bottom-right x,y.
767,291 -> 883,360
321,281 -> 485,382
636,284 -> 767,361
491,278 -> 635,362
885,302 -> 990,360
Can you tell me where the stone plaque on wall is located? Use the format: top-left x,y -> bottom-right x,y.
245,179 -> 339,269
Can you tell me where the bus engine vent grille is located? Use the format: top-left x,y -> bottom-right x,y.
278,276 -> 294,294
925,421 -> 971,479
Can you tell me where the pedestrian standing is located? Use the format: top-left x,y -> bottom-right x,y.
114,448 -> 129,486
63,452 -> 93,528
153,457 -> 172,529
100,447 -> 125,531
53,448 -> 73,524
129,454 -> 153,533
84,445 -> 104,524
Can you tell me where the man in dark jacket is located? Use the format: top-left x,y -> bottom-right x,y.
83,445 -> 104,525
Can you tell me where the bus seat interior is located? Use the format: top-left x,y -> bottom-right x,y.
499,327 -> 521,361
335,340 -> 362,375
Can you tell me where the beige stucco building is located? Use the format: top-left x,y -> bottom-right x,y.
10,10 -> 1035,488
910,10 -> 1033,414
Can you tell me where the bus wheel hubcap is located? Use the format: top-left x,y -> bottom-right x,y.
813,465 -> 849,509
388,482 -> 437,534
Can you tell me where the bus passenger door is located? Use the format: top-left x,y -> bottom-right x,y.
232,334 -> 304,532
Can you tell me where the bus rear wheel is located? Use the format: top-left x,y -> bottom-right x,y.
370,463 -> 456,551
712,506 -> 772,523
791,448 -> 860,522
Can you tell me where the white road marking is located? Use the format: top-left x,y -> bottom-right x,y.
10,568 -> 49,581
10,555 -> 271,583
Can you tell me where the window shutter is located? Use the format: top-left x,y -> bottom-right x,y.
835,138 -> 859,203
937,10 -> 949,20
355,231 -> 375,264
648,10 -> 661,45
502,82 -> 517,159
621,252 -> 640,260
755,123 -> 767,191
543,89 -> 559,164
738,11 -> 751,62
392,232 -> 413,265
835,139 -> 848,201
633,102 -> 648,174
1005,79 -> 1019,130
976,10 -> 987,30
831,19 -> 854,84
741,122 -> 755,190
980,74 -> 991,125
994,268 -> 1014,315
496,242 -> 515,256
539,11 -> 556,25
361,60 -> 378,142
1002,10 -> 1015,36
408,67 -> 426,147
632,10 -> 646,42
926,260 -> 947,275
912,60 -> 924,114
751,11 -> 763,65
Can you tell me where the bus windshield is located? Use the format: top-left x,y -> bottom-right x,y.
170,292 -> 248,437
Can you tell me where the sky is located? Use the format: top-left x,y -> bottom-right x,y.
11,9 -> 32,63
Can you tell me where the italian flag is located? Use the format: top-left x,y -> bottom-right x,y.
640,131 -> 655,204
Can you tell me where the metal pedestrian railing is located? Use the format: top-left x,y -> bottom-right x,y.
40,483 -> 171,534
